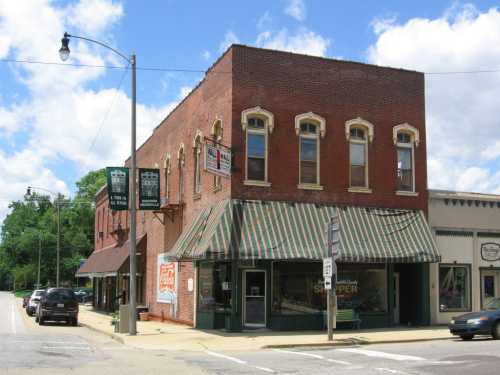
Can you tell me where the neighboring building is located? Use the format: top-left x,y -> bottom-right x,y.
76,185 -> 147,312
428,190 -> 500,325
81,45 -> 441,330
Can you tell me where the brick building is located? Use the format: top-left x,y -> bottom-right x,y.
79,45 -> 440,330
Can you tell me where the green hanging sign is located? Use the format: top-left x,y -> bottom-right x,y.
106,167 -> 129,210
139,168 -> 161,210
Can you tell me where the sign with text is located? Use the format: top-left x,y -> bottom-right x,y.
328,215 -> 341,260
481,243 -> 500,262
139,168 -> 160,210
205,143 -> 231,178
106,167 -> 129,210
157,255 -> 177,304
323,258 -> 333,277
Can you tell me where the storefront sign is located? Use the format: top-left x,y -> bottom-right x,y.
106,167 -> 129,210
205,143 -> 231,178
336,280 -> 359,297
138,168 -> 161,210
157,255 -> 177,304
481,243 -> 500,261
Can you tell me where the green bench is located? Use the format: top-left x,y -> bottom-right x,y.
324,309 -> 361,329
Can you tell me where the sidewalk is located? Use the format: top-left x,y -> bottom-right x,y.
78,305 -> 453,351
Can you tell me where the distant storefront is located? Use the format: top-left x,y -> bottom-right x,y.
428,190 -> 500,324
167,199 -> 439,331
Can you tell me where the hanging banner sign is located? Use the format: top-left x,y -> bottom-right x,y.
139,168 -> 161,210
157,255 -> 177,304
205,143 -> 231,178
106,167 -> 129,210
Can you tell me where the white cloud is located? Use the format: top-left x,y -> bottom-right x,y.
66,0 -> 123,35
257,11 -> 272,30
368,5 -> 500,194
219,30 -> 239,53
284,0 -> 306,22
201,50 -> 211,60
256,27 -> 329,57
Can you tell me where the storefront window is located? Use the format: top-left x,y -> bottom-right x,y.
272,262 -> 326,314
198,262 -> 232,313
338,265 -> 387,313
439,265 -> 470,312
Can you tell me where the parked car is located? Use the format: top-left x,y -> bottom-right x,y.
36,288 -> 79,326
22,292 -> 32,308
449,297 -> 500,340
26,289 -> 45,316
73,288 -> 93,303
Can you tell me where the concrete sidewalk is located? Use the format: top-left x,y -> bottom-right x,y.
78,305 -> 453,351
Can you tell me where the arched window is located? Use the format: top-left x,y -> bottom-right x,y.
345,118 -> 374,192
211,119 -> 223,190
241,107 -> 274,186
163,153 -> 171,202
393,123 -> 419,194
295,112 -> 325,189
193,130 -> 203,195
177,143 -> 185,202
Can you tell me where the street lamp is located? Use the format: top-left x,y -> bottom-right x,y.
58,32 -> 138,336
26,186 -> 61,288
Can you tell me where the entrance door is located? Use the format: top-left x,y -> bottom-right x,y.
393,273 -> 400,325
481,270 -> 500,309
243,270 -> 266,328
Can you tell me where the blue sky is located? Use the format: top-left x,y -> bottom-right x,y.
1,0 -> 500,225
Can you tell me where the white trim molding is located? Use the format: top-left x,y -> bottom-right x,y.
163,153 -> 172,173
192,129 -> 203,148
295,112 -> 326,138
177,143 -> 185,166
345,117 -> 374,143
211,118 -> 223,136
241,106 -> 275,133
393,123 -> 420,147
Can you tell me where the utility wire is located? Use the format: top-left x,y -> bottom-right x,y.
2,57 -> 500,76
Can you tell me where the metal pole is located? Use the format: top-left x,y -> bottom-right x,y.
129,53 -> 137,335
37,235 -> 42,289
56,197 -> 60,287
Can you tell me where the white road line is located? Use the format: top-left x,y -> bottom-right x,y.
42,346 -> 92,351
375,367 -> 410,374
274,349 -> 352,366
254,366 -> 275,373
338,348 -> 426,362
10,304 -> 17,334
205,350 -> 248,365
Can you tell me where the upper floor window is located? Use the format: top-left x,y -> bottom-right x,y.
211,119 -> 223,190
345,118 -> 374,191
193,131 -> 203,195
295,112 -> 326,189
177,143 -> 185,202
163,153 -> 171,202
241,107 -> 274,186
393,123 -> 420,193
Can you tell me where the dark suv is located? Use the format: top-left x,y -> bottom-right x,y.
36,288 -> 79,326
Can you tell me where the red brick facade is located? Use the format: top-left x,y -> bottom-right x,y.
93,45 -> 428,326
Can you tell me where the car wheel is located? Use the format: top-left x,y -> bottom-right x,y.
35,314 -> 39,323
460,334 -> 474,341
39,317 -> 44,325
492,321 -> 500,340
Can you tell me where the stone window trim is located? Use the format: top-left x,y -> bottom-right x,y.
211,119 -> 223,191
177,143 -> 185,166
193,130 -> 203,195
242,107 -> 274,184
163,153 -> 172,174
294,112 -> 326,138
392,123 -> 420,147
345,117 -> 374,143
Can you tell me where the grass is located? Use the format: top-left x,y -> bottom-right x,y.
13,289 -> 32,298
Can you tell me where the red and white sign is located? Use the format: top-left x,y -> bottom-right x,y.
205,143 -> 231,178
157,255 -> 177,304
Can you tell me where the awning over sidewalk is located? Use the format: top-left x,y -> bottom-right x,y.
76,235 -> 146,277
167,200 -> 440,263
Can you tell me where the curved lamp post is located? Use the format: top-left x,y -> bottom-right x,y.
59,32 -> 138,335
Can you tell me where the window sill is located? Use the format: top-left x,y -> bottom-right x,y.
348,187 -> 372,194
395,190 -> 419,197
193,193 -> 202,201
244,180 -> 271,187
297,183 -> 324,191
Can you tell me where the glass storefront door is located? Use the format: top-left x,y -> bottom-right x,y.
481,270 -> 500,309
243,270 -> 266,328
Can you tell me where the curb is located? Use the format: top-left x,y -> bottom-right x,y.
263,336 -> 454,349
79,322 -> 126,345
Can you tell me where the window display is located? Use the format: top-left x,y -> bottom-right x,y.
439,265 -> 470,311
198,262 -> 232,313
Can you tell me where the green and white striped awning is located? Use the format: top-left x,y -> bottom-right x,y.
168,199 -> 440,263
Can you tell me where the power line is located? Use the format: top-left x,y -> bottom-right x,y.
3,57 -> 500,76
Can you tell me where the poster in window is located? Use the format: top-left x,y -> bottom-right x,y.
139,168 -> 161,210
106,167 -> 129,210
157,254 -> 177,304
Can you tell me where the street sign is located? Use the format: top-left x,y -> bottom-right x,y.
324,277 -> 332,290
328,215 -> 340,260
138,168 -> 161,210
106,167 -> 129,210
205,143 -> 231,178
323,257 -> 333,277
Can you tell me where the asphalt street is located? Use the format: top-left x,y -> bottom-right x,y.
2,290 -> 500,374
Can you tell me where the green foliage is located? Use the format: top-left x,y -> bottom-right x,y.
0,169 -> 106,290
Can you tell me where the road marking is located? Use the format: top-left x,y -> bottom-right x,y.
274,349 -> 352,365
42,346 -> 92,351
205,350 -> 248,365
375,367 -> 411,374
11,304 -> 17,334
254,366 -> 275,373
338,348 -> 425,362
